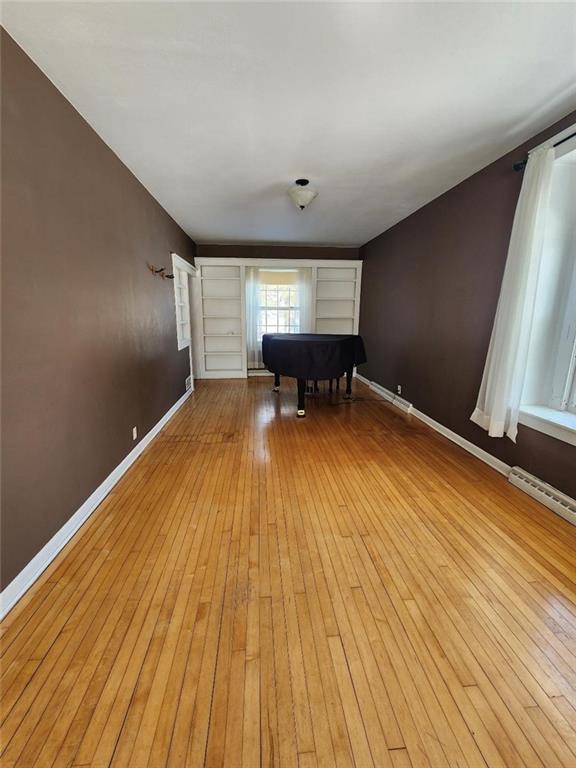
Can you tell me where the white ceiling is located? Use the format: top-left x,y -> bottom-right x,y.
3,2 -> 576,246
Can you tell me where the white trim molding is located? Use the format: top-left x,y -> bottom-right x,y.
410,405 -> 511,476
356,373 -> 510,475
0,388 -> 193,620
171,251 -> 197,275
356,373 -> 414,414
195,256 -> 361,268
519,405 -> 576,447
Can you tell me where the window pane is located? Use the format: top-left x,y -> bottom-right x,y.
254,284 -> 302,335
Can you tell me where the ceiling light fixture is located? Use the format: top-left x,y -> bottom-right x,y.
288,178 -> 318,211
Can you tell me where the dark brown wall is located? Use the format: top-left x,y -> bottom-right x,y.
1,30 -> 196,589
198,244 -> 360,260
359,109 -> 576,499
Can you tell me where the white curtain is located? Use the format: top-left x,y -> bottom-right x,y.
298,267 -> 313,332
246,266 -> 263,369
245,266 -> 314,370
470,146 -> 554,442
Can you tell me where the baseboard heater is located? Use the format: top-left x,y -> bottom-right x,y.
508,467 -> 576,527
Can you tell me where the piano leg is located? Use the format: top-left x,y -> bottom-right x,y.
273,372 -> 280,392
297,378 -> 306,417
344,367 -> 353,399
314,380 -> 319,393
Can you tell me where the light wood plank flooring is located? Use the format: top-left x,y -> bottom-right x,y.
2,378 -> 576,767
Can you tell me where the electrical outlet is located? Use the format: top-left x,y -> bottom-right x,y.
132,426 -> 138,441
397,385 -> 402,395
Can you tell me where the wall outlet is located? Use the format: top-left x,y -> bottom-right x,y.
397,385 -> 402,395
132,426 -> 138,441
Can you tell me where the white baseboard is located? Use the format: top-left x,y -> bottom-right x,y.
354,372 -> 371,386
0,388 -> 192,620
410,406 -> 510,476
356,374 -> 510,476
356,374 -> 413,414
370,381 -> 413,414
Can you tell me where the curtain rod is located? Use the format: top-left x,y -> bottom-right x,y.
513,130 -> 576,172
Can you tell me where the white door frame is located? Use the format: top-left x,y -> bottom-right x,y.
171,252 -> 198,390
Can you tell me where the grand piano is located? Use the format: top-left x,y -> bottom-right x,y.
262,333 -> 367,416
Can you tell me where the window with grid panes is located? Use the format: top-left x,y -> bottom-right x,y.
257,284 -> 300,339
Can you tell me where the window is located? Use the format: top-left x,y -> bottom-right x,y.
555,322 -> 576,415
246,267 -> 308,370
173,263 -> 191,350
519,136 -> 576,443
257,283 -> 300,339
544,146 -> 576,415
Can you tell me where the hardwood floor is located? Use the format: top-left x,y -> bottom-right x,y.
2,378 -> 576,768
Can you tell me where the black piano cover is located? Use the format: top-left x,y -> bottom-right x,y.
262,334 -> 367,380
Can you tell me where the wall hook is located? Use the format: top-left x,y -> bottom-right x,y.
148,264 -> 168,277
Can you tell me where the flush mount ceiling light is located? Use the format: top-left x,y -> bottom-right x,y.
287,178 -> 318,211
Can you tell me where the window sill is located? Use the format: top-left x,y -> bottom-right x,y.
519,405 -> 576,447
